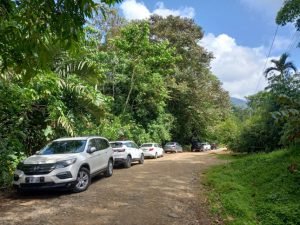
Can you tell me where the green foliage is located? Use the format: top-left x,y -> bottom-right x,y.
206,146 -> 300,225
149,15 -> 230,144
0,0 -> 121,79
0,10 -> 231,188
224,53 -> 299,153
212,116 -> 241,147
96,21 -> 178,143
277,0 -> 300,39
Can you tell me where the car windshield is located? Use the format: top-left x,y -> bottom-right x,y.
141,144 -> 153,147
110,142 -> 123,148
165,142 -> 175,146
39,140 -> 87,155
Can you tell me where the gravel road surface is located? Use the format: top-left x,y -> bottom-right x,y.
0,150 -> 224,225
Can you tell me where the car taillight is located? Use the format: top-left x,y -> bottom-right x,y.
149,148 -> 154,151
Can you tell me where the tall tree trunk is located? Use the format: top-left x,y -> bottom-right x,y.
123,66 -> 136,113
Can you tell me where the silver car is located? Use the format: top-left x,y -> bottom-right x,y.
164,142 -> 183,153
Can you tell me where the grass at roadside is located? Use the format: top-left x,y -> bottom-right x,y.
206,146 -> 300,225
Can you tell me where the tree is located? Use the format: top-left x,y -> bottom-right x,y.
264,53 -> 297,95
95,21 -> 178,143
0,0 -> 122,79
149,15 -> 230,144
276,0 -> 300,33
264,53 -> 297,80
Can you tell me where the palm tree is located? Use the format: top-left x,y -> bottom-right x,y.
264,53 -> 297,81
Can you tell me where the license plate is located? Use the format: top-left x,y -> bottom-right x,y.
26,177 -> 42,183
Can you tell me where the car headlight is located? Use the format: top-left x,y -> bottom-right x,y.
54,158 -> 77,169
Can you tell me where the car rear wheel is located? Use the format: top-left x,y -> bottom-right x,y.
73,167 -> 90,193
105,159 -> 113,177
139,154 -> 144,164
124,155 -> 132,168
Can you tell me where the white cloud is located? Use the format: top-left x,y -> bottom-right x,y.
200,33 -> 276,99
153,2 -> 195,19
120,0 -> 151,20
120,0 -> 195,21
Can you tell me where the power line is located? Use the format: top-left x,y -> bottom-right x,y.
255,25 -> 279,92
286,31 -> 300,54
285,31 -> 298,53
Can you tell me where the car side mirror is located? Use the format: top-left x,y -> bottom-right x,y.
87,147 -> 96,153
35,151 -> 40,155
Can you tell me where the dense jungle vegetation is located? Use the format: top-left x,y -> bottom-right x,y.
0,0 -> 230,187
0,0 -> 299,191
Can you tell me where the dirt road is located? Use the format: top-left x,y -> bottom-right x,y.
0,151 -> 223,225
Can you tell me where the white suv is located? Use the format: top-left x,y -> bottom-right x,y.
110,141 -> 144,168
13,136 -> 114,193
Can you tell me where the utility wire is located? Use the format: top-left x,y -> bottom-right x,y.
285,31 -> 298,53
286,31 -> 300,54
255,25 -> 279,92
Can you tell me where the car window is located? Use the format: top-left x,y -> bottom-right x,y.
110,142 -> 123,148
124,142 -> 132,148
39,140 -> 87,155
131,142 -> 138,148
141,144 -> 153,147
165,142 -> 175,146
88,139 -> 98,151
96,139 -> 110,150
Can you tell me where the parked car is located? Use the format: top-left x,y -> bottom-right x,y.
13,136 -> 114,193
110,141 -> 144,168
191,141 -> 203,152
201,142 -> 211,151
191,142 -> 211,152
211,143 -> 218,150
140,143 -> 164,159
164,142 -> 183,153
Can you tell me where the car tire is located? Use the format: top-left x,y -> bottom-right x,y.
124,155 -> 132,168
104,159 -> 113,177
139,154 -> 144,164
73,167 -> 90,193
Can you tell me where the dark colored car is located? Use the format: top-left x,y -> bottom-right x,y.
191,141 -> 203,152
211,143 -> 218,150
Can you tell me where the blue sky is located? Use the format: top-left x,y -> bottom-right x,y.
117,0 -> 300,98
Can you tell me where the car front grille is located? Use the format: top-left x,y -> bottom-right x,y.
22,164 -> 55,175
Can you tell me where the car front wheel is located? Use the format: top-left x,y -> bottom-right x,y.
73,167 -> 90,193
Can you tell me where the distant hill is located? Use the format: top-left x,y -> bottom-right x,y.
231,97 -> 247,108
